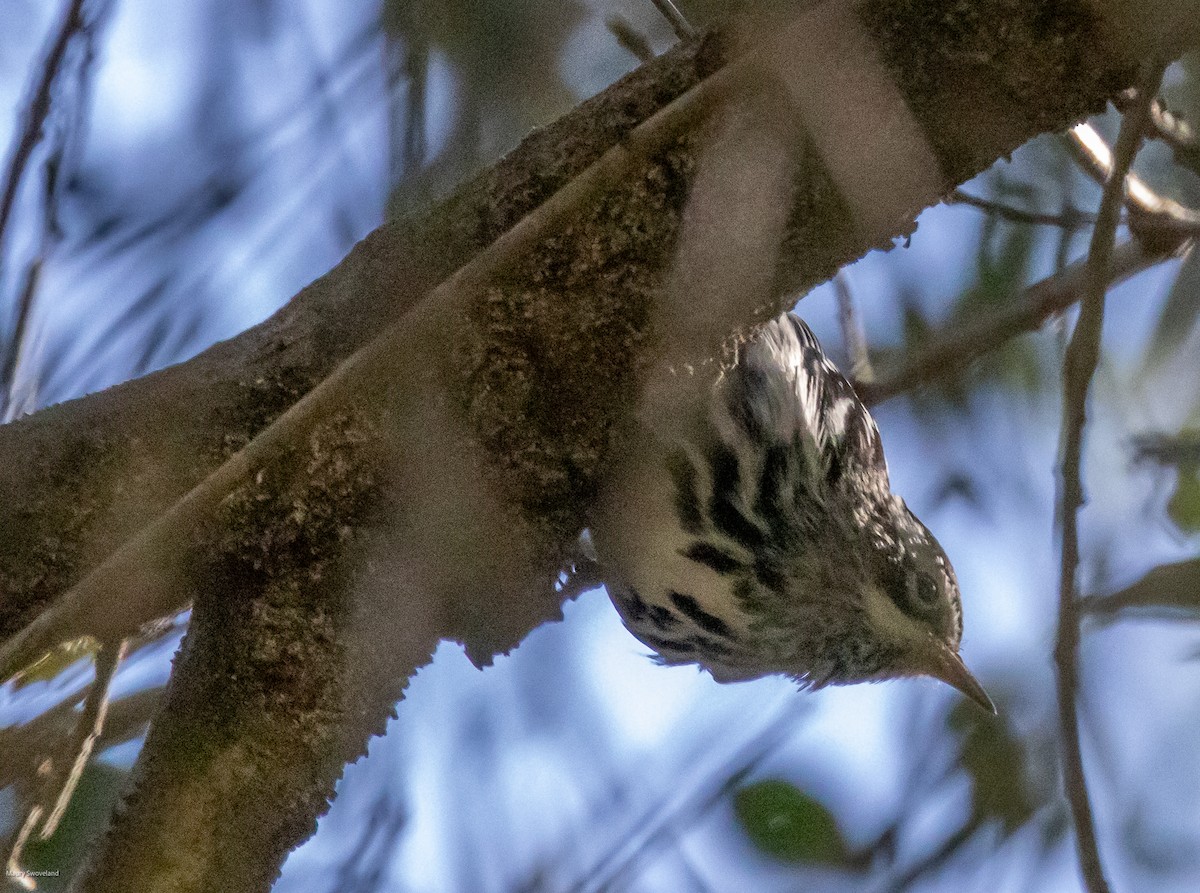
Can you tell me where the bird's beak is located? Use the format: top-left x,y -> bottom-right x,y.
921,640 -> 996,714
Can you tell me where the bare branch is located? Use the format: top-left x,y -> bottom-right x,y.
607,15 -> 655,64
834,270 -> 874,383
1116,91 -> 1200,169
38,640 -> 125,837
0,0 -> 85,256
0,26 -> 754,682
648,0 -> 696,41
858,234 -> 1186,405
1055,62 -> 1164,893
0,0 -> 105,418
948,188 -> 1097,230
1148,98 -> 1197,150
1068,121 -> 1200,233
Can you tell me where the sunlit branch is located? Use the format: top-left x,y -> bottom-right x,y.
4,640 -> 125,886
1068,121 -> 1200,233
38,640 -> 125,837
1116,91 -> 1200,169
648,0 -> 696,41
1055,62 -> 1164,893
4,806 -> 42,891
834,270 -> 874,383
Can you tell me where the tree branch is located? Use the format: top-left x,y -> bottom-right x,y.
0,0 -> 85,256
1055,62 -> 1164,893
648,0 -> 696,41
0,4 -> 1190,891
858,233 -> 1186,405
834,270 -> 874,382
1068,120 -> 1200,234
948,188 -> 1097,229
0,0 -> 110,419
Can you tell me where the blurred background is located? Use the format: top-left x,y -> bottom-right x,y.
1,1 -> 1199,891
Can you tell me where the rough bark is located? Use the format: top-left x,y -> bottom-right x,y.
0,1 -> 1188,891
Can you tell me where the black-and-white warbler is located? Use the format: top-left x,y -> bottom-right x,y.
593,313 -> 993,711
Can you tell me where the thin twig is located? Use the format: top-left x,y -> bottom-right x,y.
1129,430 -> 1200,466
857,234 -> 1185,405
38,639 -> 126,837
1068,121 -> 1200,232
1147,99 -> 1197,151
5,804 -> 43,891
1,0 -> 114,420
648,0 -> 696,41
0,687 -> 162,792
1116,91 -> 1200,162
566,704 -> 798,893
606,15 -> 655,63
949,189 -> 1097,229
3,641 -> 124,888
0,0 -> 86,256
0,0 -> 90,417
834,270 -> 874,382
876,819 -> 980,893
1055,62 -> 1164,893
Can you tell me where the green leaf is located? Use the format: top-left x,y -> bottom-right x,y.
1169,466 -> 1200,533
733,779 -> 848,865
949,706 -> 1039,834
1085,557 -> 1200,618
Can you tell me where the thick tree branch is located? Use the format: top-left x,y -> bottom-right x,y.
0,3 -> 1192,892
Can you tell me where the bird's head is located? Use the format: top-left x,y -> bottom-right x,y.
850,497 -> 993,712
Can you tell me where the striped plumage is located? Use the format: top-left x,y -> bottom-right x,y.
593,314 -> 991,710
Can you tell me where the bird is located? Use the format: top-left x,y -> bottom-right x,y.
591,313 -> 994,712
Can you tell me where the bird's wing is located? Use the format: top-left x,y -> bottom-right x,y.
725,314 -> 887,484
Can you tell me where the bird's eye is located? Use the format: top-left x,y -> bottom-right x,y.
910,573 -> 939,605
